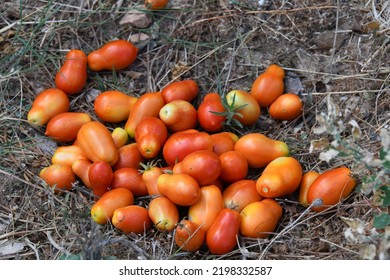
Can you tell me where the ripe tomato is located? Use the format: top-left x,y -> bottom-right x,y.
135,117 -> 168,159
111,127 -> 128,149
210,132 -> 238,156
111,167 -> 148,197
197,93 -> 226,132
140,164 -> 164,196
112,205 -> 152,234
234,133 -> 289,168
298,171 -> 320,207
159,100 -> 198,132
94,91 -> 138,123
91,188 -> 134,225
174,220 -> 205,252
27,88 -> 70,126
145,0 -> 169,9
113,143 -> 145,170
39,164 -> 76,192
157,173 -> 200,206
219,150 -> 248,183
240,199 -> 282,238
206,208 -> 241,255
45,112 -> 91,142
51,145 -> 87,167
55,50 -> 87,95
161,79 -> 199,103
88,161 -> 113,197
87,39 -> 138,71
306,167 -> 356,212
148,196 -> 179,231
225,90 -> 261,126
269,93 -> 303,121
72,159 -> 93,189
188,185 -> 224,232
223,179 -> 262,212
250,64 -> 285,107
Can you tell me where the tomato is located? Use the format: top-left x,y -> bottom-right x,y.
197,93 -> 226,132
250,64 -> 285,107
112,205 -> 152,234
87,39 -> 138,71
223,180 -> 262,212
148,196 -> 179,231
157,173 -> 200,206
269,93 -> 303,121
218,150 -> 248,183
234,133 -> 289,168
55,50 -> 87,95
39,164 -> 76,192
161,79 -> 199,103
76,121 -> 119,165
298,171 -> 320,207
159,100 -> 198,132
174,220 -> 205,252
210,132 -> 238,156
51,145 -> 87,167
163,131 -> 213,166
45,112 -> 91,142
27,88 -> 69,126
113,143 -> 145,170
71,159 -> 93,189
88,161 -> 113,197
125,91 -> 165,138
145,0 -> 169,10
140,163 -> 164,196
256,157 -> 302,198
111,168 -> 148,197
135,117 -> 168,159
188,185 -> 224,232
91,188 -> 134,225
240,199 -> 282,238
111,127 -> 128,149
306,167 -> 356,212
206,208 -> 241,255
225,90 -> 261,126
94,91 -> 138,123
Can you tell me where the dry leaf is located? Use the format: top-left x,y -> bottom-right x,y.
119,7 -> 152,28
309,138 -> 330,153
348,119 -> 362,140
319,149 -> 339,163
0,240 -> 25,256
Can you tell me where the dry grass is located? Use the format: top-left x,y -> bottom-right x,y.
0,0 -> 389,260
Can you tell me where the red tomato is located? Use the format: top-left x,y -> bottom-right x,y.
197,93 -> 226,132
223,179 -> 262,212
55,50 -> 87,95
298,171 -> 320,207
140,164 -> 164,196
174,220 -> 205,252
225,90 -> 261,126
45,112 -> 91,142
113,143 -> 145,170
111,168 -> 148,197
88,161 -> 113,197
159,100 -> 198,132
87,39 -> 138,71
161,79 -> 199,103
112,205 -> 152,234
72,159 -> 93,189
219,150 -> 248,183
135,117 -> 168,159
148,196 -> 179,231
145,0 -> 169,9
210,132 -> 238,156
51,145 -> 87,167
269,93 -> 303,121
39,164 -> 76,192
206,208 -> 241,255
111,127 -> 128,149
157,173 -> 200,206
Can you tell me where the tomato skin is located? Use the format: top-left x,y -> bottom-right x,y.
256,157 -> 303,198
142,165 -> 164,196
94,91 -> 138,123
240,199 -> 282,238
269,93 -> 303,121
197,93 -> 226,132
76,121 -> 119,165
223,180 -> 262,212
27,88 -> 70,126
299,171 -> 320,207
125,92 -> 165,138
111,127 -> 128,149
91,188 -> 134,225
163,131 -> 213,166
219,151 -> 248,183
188,185 -> 224,232
88,161 -> 113,197
307,167 -> 356,212
148,196 -> 179,231
113,143 -> 145,170
135,117 -> 168,159
145,0 -> 169,9
39,164 -> 76,191
226,90 -> 261,126
210,132 -> 238,156
159,100 -> 198,132
234,133 -> 289,168
87,39 -> 138,71
161,79 -> 199,103
157,173 -> 200,206
179,150 -> 222,186
51,145 -> 88,167
55,50 -> 87,95
112,205 -> 152,234
71,159 -> 93,189
174,220 -> 206,252
45,112 -> 91,142
206,208 -> 241,255
250,64 -> 285,107
111,168 -> 148,197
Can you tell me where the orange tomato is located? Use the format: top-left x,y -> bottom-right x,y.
135,117 -> 168,159
111,167 -> 148,197
197,92 -> 226,132
88,161 -> 113,197
45,112 -> 91,142
210,131 -> 238,156
269,93 -> 303,121
222,180 -> 262,212
27,88 -> 70,126
71,159 -> 93,189
159,100 -> 198,132
87,39 -> 138,71
55,50 -> 87,95
225,89 -> 261,126
112,205 -> 152,234
219,150 -> 248,183
256,157 -> 302,198
51,145 -> 88,167
148,196 -> 179,231
145,0 -> 169,10
113,143 -> 145,170
298,171 -> 320,207
39,164 -> 76,191
141,164 -> 164,196
111,127 -> 128,149
174,220 -> 205,252
161,79 -> 199,103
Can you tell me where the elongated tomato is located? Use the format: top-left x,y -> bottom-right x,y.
45,112 -> 91,142
223,180 -> 262,212
174,220 -> 205,252
39,164 -> 76,192
135,117 -> 168,159
158,173 -> 200,206
51,145 -> 87,167
112,205 -> 152,234
161,79 -> 199,103
148,196 -> 179,231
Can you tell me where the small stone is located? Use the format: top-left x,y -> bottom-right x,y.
129,33 -> 150,44
119,6 -> 152,28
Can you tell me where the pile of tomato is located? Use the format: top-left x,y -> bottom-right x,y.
28,36 -> 357,255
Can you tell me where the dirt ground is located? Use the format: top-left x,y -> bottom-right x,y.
0,0 -> 389,260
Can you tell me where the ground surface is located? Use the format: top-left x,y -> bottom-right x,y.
0,0 -> 389,260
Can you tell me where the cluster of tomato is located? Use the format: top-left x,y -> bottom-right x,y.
28,36 -> 357,255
